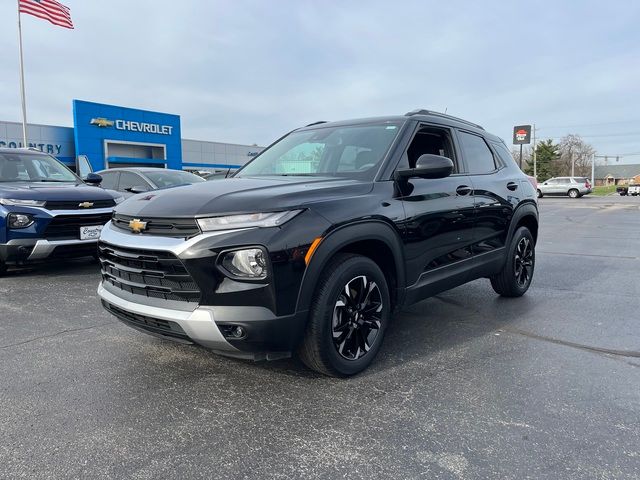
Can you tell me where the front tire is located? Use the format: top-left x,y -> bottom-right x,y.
490,226 -> 535,297
0,260 -> 6,276
298,253 -> 391,377
536,189 -> 543,198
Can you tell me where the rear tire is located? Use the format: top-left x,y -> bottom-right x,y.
298,253 -> 391,377
0,260 -> 7,276
490,226 -> 535,297
568,189 -> 579,198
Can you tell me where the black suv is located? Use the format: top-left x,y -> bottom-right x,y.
98,110 -> 538,377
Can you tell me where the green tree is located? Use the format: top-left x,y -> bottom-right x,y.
524,139 -> 560,180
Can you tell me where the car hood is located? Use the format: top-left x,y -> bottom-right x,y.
0,182 -> 117,201
115,176 -> 373,217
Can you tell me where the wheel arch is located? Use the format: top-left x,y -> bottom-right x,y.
508,202 -> 539,246
296,220 -> 406,315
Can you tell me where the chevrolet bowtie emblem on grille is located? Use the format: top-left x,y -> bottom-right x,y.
90,117 -> 114,128
78,202 -> 94,208
128,218 -> 148,233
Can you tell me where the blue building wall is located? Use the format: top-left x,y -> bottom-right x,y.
72,100 -> 182,171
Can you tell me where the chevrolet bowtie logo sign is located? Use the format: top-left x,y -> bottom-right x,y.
90,117 -> 115,128
78,202 -> 94,208
128,218 -> 148,234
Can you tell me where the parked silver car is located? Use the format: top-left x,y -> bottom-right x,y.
96,167 -> 205,197
537,177 -> 592,198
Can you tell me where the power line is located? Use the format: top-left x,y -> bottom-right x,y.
537,131 -> 640,140
537,120 -> 640,130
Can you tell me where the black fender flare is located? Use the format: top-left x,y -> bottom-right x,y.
507,201 -> 539,246
295,220 -> 406,314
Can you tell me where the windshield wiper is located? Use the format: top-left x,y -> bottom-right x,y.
33,179 -> 76,183
277,173 -> 318,176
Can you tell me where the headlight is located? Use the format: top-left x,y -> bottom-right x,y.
114,196 -> 125,204
8,213 -> 35,229
197,210 -> 302,232
220,248 -> 268,279
0,198 -> 46,207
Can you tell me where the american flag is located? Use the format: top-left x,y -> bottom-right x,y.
19,0 -> 74,29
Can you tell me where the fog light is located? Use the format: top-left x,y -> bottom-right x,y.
220,325 -> 247,339
220,248 -> 267,279
8,213 -> 35,229
232,326 -> 246,338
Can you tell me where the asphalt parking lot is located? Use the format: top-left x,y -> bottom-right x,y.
1,196 -> 639,480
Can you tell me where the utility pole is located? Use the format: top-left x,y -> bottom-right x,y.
532,124 -> 537,179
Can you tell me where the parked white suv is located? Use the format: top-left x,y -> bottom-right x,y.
537,177 -> 592,198
628,184 -> 640,196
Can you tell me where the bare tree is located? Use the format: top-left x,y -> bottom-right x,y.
558,134 -> 595,177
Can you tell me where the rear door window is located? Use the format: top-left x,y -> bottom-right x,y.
458,131 -> 496,174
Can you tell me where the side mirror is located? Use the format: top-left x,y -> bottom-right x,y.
126,185 -> 149,194
84,173 -> 103,185
395,154 -> 454,180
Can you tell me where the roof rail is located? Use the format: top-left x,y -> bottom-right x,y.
404,109 -> 484,130
305,121 -> 328,127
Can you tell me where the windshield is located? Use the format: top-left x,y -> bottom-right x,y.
236,122 -> 403,180
144,170 -> 206,188
0,152 -> 79,183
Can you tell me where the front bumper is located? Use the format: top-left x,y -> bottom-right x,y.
98,281 -> 304,360
96,218 -> 322,358
0,237 -> 99,264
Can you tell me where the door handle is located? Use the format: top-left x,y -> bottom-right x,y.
507,182 -> 518,191
456,185 -> 471,196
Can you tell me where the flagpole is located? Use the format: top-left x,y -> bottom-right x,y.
17,0 -> 28,147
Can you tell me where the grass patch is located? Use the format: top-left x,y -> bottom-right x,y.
592,185 -> 618,196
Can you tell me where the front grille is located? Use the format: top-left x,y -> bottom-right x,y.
98,242 -> 201,303
46,199 -> 116,210
43,213 -> 113,240
102,300 -> 191,341
111,214 -> 200,238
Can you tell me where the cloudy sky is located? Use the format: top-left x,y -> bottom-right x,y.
0,1 -> 639,162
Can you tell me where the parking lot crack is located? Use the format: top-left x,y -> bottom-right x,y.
0,321 -> 116,350
501,326 -> 640,360
537,250 -> 638,260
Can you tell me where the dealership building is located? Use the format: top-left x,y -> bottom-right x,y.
0,100 -> 263,171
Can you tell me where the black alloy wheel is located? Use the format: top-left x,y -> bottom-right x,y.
331,275 -> 383,361
490,226 -> 535,297
514,237 -> 534,288
298,253 -> 391,377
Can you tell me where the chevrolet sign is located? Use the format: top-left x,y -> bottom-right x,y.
115,120 -> 173,135
90,117 -> 173,135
